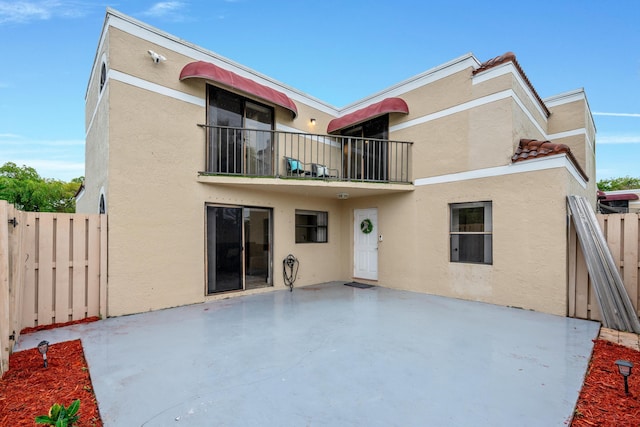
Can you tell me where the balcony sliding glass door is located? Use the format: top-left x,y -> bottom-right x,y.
341,115 -> 388,181
207,86 -> 273,175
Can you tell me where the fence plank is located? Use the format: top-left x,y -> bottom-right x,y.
21,213 -> 37,328
606,215 -> 622,269
37,214 -> 54,325
0,201 -> 11,375
99,215 -> 108,318
10,209 -> 27,346
87,215 -> 101,317
622,214 -> 639,313
72,216 -> 87,319
55,215 -> 71,323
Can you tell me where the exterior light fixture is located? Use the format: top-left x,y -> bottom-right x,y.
37,340 -> 50,368
310,118 -> 316,125
615,359 -> 633,395
337,192 -> 349,200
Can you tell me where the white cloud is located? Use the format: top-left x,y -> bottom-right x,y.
0,135 -> 84,146
597,135 -> 640,144
0,1 -> 50,23
142,1 -> 186,18
11,159 -> 85,180
0,135 -> 85,180
0,1 -> 88,24
593,112 -> 640,118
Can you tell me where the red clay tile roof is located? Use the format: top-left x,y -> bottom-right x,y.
512,139 -> 588,181
473,52 -> 550,117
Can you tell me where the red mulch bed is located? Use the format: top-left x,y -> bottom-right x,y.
571,339 -> 640,426
1,319 -> 103,426
20,316 -> 101,335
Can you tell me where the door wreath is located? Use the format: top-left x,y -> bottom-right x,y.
360,218 -> 373,234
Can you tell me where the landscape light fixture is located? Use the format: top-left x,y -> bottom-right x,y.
37,340 -> 50,368
615,359 -> 633,395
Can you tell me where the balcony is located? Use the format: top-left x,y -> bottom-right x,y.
198,125 -> 412,186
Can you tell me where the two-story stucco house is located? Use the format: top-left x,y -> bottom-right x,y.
77,8 -> 596,318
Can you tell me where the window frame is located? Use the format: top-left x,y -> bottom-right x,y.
295,210 -> 328,244
449,201 -> 492,265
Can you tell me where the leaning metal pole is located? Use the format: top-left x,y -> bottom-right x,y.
568,195 -> 640,333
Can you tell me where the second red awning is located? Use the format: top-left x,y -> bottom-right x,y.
327,98 -> 409,133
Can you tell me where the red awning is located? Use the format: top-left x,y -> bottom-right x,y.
599,192 -> 639,202
180,61 -> 298,118
327,98 -> 409,134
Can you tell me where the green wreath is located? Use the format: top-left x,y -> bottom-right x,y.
360,218 -> 373,234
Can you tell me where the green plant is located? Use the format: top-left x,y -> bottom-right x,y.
35,399 -> 80,427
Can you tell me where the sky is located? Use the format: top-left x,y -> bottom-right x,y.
0,0 -> 638,182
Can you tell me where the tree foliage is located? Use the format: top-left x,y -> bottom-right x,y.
597,176 -> 640,192
0,162 -> 83,212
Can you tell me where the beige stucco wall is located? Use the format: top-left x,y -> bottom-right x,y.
77,33 -> 110,214
88,10 -> 597,319
548,99 -> 594,179
345,167 -> 584,316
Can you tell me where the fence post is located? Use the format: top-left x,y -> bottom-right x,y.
0,201 -> 11,375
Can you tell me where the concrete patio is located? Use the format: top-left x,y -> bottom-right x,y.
16,282 -> 600,426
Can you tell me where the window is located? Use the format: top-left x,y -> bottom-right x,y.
450,201 -> 492,264
295,210 -> 328,243
100,63 -> 106,93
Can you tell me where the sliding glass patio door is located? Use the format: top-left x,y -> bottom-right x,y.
206,205 -> 272,295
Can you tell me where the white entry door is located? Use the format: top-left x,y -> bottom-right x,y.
354,208 -> 378,280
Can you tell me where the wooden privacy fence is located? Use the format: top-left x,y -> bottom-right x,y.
0,201 -> 107,375
569,213 -> 640,323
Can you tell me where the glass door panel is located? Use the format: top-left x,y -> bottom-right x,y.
207,206 -> 243,294
244,208 -> 272,290
208,88 -> 243,173
244,102 -> 273,176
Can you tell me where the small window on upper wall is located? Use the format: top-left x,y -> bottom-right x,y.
100,63 -> 106,93
295,210 -> 328,243
450,201 -> 492,264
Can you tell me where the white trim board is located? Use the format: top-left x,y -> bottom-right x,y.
390,89 -> 548,138
414,154 -> 587,189
111,70 -> 205,107
472,62 -> 548,121
97,10 -> 480,116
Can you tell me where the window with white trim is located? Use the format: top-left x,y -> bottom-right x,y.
295,210 -> 328,243
450,201 -> 492,264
